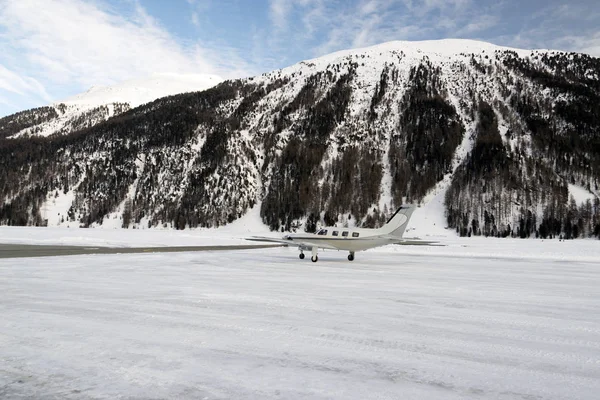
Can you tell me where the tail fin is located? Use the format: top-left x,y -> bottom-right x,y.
380,205 -> 417,238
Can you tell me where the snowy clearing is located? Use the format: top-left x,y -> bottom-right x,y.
1,229 -> 600,399
568,183 -> 597,205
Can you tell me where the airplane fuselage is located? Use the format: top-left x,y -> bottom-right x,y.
285,226 -> 393,252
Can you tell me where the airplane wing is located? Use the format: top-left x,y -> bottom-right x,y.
377,235 -> 443,246
245,236 -> 295,245
395,239 -> 444,246
246,236 -> 443,251
246,236 -> 339,250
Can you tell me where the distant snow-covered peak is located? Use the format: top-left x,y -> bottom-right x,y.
59,72 -> 223,108
6,73 -> 223,139
266,39 -> 552,79
311,39 -> 537,63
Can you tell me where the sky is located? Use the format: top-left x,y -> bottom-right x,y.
0,0 -> 599,117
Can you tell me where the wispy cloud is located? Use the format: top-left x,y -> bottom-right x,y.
268,0 -> 327,36
0,64 -> 53,111
494,2 -> 600,56
0,0 -> 250,116
307,0 -> 433,56
270,0 -> 292,31
551,32 -> 600,56
454,15 -> 499,36
269,0 -> 485,58
186,0 -> 211,27
0,0 -> 222,81
401,0 -> 471,18
1,0 -> 599,117
265,0 -> 600,63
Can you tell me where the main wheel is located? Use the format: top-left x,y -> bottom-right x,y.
348,253 -> 355,261
311,256 -> 318,262
299,253 -> 305,259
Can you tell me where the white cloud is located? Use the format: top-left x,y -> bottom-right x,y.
493,2 -> 600,57
0,0 -> 250,116
298,0 -> 600,62
454,14 -> 499,36
286,0 -> 501,59
0,64 -> 52,102
309,1 -> 433,56
300,0 -> 327,37
186,0 -> 211,27
2,0 -> 598,117
553,33 -> 600,57
269,0 -> 328,35
270,0 -> 292,31
359,0 -> 379,15
191,12 -> 200,27
401,0 -> 471,17
496,30 -> 600,57
0,94 -> 11,108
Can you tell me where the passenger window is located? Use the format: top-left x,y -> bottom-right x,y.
352,232 -> 360,238
342,231 -> 349,237
317,229 -> 328,236
332,231 -> 339,236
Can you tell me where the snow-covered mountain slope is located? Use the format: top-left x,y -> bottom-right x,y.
1,73 -> 222,139
61,73 -> 223,108
1,39 -> 599,238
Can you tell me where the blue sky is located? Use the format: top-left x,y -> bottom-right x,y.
0,0 -> 599,117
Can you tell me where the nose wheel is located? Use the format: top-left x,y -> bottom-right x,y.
299,252 -> 305,259
348,252 -> 355,261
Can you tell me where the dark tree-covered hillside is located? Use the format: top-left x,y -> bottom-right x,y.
1,43 -> 599,237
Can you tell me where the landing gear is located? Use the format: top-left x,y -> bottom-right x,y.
348,252 -> 355,261
299,252 -> 305,260
311,246 -> 318,263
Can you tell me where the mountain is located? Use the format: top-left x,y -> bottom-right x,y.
0,73 -> 222,139
1,39 -> 599,238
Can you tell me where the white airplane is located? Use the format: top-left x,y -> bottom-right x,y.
247,205 -> 435,262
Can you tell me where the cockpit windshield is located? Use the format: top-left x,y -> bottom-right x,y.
317,229 -> 328,236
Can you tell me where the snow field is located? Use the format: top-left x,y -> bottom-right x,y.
1,234 -> 600,399
60,73 -> 223,109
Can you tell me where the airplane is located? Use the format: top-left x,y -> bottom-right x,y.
247,204 -> 436,262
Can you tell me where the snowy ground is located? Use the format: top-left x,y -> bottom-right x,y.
1,229 -> 600,399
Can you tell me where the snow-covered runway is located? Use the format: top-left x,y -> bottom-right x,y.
1,240 -> 600,399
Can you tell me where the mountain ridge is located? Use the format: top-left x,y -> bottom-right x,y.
0,73 -> 222,139
60,73 -> 223,108
1,39 -> 599,238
